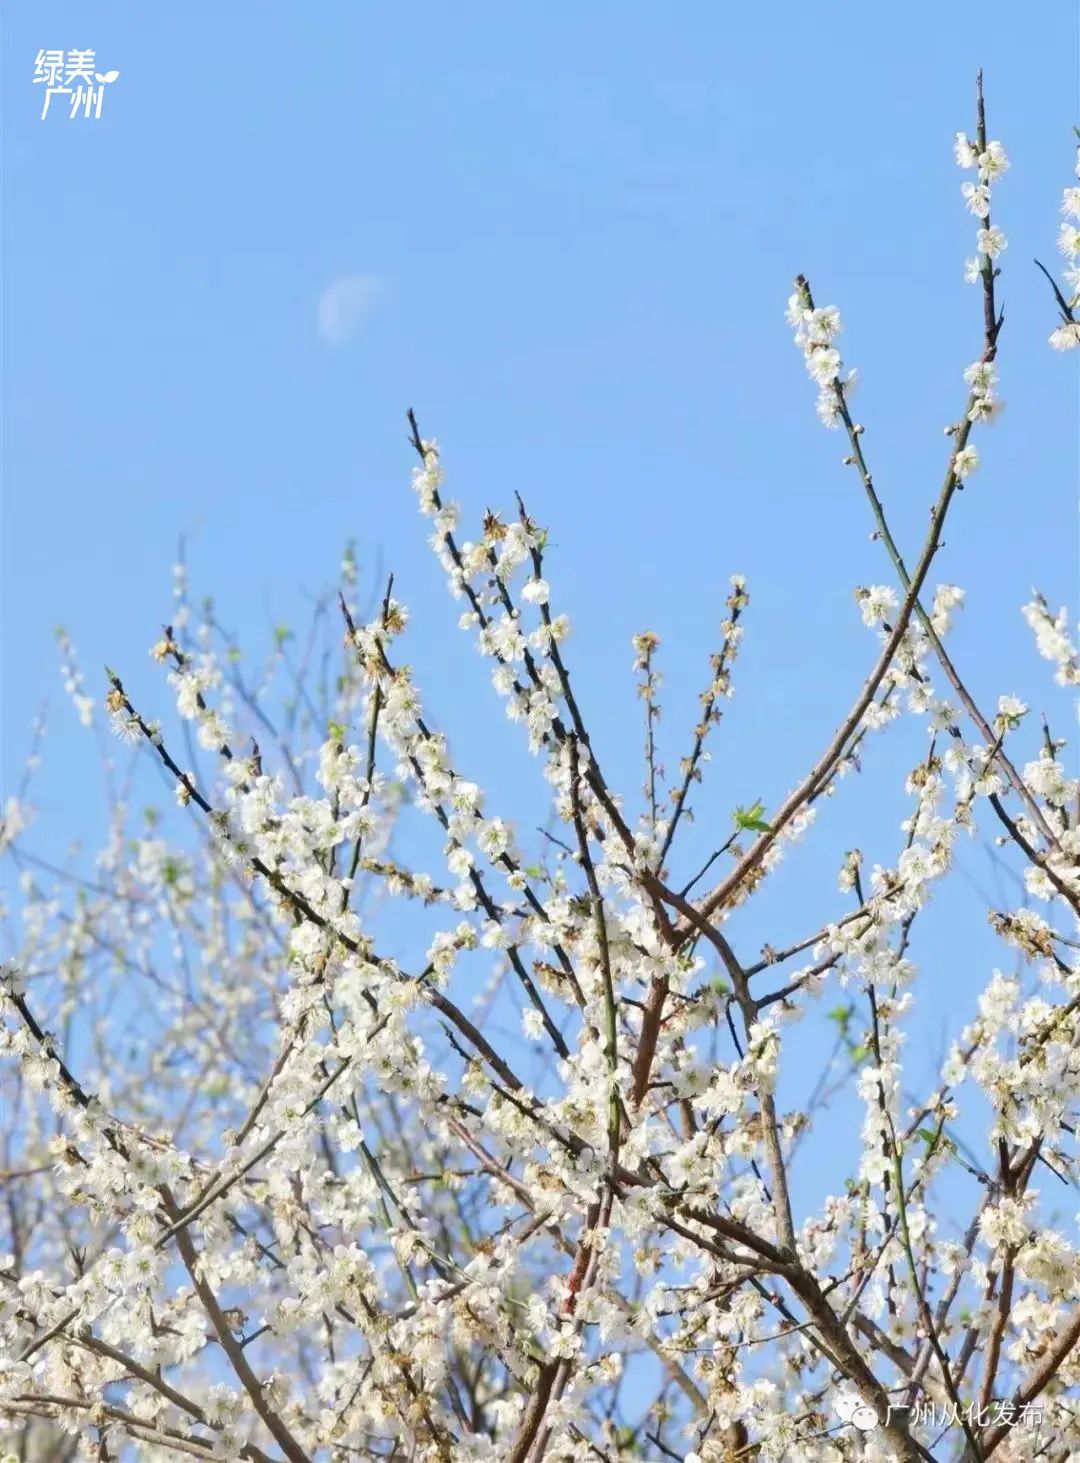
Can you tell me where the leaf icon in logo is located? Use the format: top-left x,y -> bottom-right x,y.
95,70 -> 120,83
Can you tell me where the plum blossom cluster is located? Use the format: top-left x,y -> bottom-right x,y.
954,126 -> 1009,280
1049,139 -> 1080,349
1021,592 -> 1080,686
785,290 -> 852,429
2,83 -> 1079,1463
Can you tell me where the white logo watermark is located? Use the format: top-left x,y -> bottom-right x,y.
34,50 -> 119,120
832,1390 -> 880,1433
832,1389 -> 1046,1436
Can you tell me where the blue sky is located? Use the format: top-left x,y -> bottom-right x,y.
2,5 -> 1077,1217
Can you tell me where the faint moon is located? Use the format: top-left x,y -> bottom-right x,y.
317,275 -> 381,346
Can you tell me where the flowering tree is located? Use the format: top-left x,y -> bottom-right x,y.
2,79 -> 1078,1463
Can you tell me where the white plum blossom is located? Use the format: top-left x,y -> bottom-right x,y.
521,576 -> 551,606
1046,145 -> 1080,345
1022,595 -> 1080,685
856,585 -> 899,628
977,225 -> 1007,260
1,88 -> 1078,1463
952,444 -> 979,479
957,126 -> 1009,278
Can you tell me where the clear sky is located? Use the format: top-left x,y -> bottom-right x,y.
2,4 -> 1077,1216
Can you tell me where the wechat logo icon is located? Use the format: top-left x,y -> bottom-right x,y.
833,1390 -> 880,1433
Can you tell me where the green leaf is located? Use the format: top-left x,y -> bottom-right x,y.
733,799 -> 772,834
